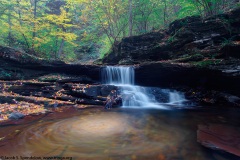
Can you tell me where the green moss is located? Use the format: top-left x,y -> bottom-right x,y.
0,70 -> 11,78
192,59 -> 222,67
0,68 -> 24,80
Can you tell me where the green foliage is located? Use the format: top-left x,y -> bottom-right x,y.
167,27 -> 184,43
0,0 -> 238,62
221,35 -> 238,47
99,36 -> 112,59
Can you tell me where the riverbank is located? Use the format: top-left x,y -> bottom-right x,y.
1,44 -> 240,123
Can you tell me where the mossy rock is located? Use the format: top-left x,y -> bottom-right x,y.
174,54 -> 204,63
192,59 -> 223,67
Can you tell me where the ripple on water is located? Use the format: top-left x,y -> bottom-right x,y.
1,110 -> 212,160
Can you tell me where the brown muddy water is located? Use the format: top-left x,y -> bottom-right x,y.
0,107 -> 240,160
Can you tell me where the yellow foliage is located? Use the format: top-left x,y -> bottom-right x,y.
82,31 -> 87,38
55,32 -> 77,41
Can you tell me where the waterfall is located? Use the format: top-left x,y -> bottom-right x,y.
169,91 -> 186,105
101,66 -> 187,108
102,66 -> 134,85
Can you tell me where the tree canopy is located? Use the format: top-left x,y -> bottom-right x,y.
0,0 -> 239,62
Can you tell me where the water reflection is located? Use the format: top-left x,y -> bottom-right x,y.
0,108 -> 239,160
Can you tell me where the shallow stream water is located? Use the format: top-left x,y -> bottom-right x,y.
0,107 -> 239,160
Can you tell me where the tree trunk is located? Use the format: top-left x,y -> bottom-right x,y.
57,39 -> 65,59
55,38 -> 58,59
17,0 -> 23,26
128,0 -> 133,36
30,0 -> 37,54
7,11 -> 12,46
17,0 -> 30,50
32,0 -> 37,39
163,0 -> 167,28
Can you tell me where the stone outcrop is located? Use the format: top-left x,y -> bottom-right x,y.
0,45 -> 101,81
1,79 -> 118,106
101,7 -> 240,64
134,62 -> 240,96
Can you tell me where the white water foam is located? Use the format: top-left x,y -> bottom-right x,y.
102,66 -> 186,109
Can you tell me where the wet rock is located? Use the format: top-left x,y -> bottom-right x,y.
75,98 -> 104,105
227,95 -> 240,104
57,76 -> 95,84
105,90 -> 122,109
148,87 -> 172,103
197,124 -> 240,157
118,58 -> 135,65
84,85 -> 101,97
220,38 -> 240,55
135,62 -> 240,98
9,112 -> 25,120
100,85 -> 118,97
218,93 -> 240,106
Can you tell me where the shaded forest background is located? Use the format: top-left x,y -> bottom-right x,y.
0,0 -> 239,63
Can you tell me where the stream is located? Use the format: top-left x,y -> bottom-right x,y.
0,66 -> 240,160
0,107 -> 240,160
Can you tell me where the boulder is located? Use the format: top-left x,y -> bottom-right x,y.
9,112 -> 25,120
197,124 -> 240,157
102,31 -> 169,64
100,85 -> 118,97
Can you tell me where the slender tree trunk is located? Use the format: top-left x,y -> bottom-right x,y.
57,39 -> 65,59
32,0 -> 37,39
7,12 -> 12,46
17,0 -> 30,50
128,0 -> 133,36
122,30 -> 126,37
55,38 -> 58,59
163,0 -> 167,28
17,0 -> 23,26
144,21 -> 147,33
30,0 -> 37,54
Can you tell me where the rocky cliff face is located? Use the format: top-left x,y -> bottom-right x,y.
0,46 -> 101,81
101,8 -> 240,64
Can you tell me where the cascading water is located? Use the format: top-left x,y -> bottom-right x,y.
102,66 -> 187,109
169,91 -> 186,105
101,66 -> 134,85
